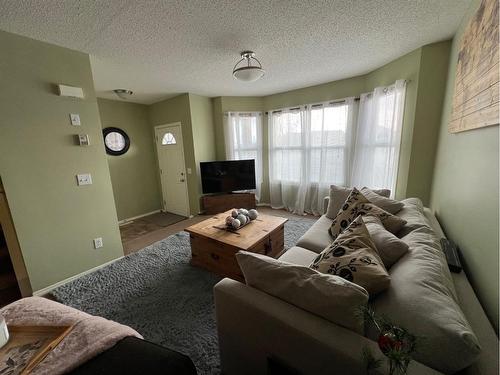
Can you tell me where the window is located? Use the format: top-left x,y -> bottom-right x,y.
224,112 -> 263,200
268,101 -> 354,214
268,80 -> 406,213
351,80 -> 407,194
103,127 -> 130,156
162,132 -> 177,145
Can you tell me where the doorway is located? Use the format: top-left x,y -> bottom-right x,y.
154,123 -> 190,217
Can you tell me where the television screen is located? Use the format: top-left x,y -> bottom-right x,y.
200,160 -> 256,194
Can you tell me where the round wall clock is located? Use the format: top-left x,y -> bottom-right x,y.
103,127 -> 130,156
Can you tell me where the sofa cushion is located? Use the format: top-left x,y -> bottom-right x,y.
311,216 -> 390,295
363,215 -> 409,269
394,198 -> 430,238
278,246 -> 318,266
360,187 -> 404,214
369,218 -> 481,373
326,185 -> 390,219
236,251 -> 368,333
328,188 -> 406,241
296,215 -> 334,253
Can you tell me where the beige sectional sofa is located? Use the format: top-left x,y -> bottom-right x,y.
214,198 -> 499,375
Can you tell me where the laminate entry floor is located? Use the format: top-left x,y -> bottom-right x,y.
120,212 -> 185,254
120,207 -> 314,256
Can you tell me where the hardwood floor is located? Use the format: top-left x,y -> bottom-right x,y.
121,207 -> 312,256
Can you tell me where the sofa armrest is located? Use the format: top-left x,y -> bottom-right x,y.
323,196 -> 329,214
214,278 -> 441,375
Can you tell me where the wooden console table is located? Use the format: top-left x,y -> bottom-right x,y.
201,193 -> 255,214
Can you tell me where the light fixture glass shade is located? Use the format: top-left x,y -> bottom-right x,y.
113,89 -> 133,100
232,51 -> 265,82
233,67 -> 265,82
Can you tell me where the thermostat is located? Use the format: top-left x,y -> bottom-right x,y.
78,134 -> 90,146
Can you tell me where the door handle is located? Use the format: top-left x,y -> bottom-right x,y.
180,179 -> 185,182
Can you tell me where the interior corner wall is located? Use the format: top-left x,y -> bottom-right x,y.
430,0 -> 499,332
148,94 -> 200,215
189,94 -> 217,199
97,98 -> 162,221
406,41 -> 452,205
0,30 -> 124,292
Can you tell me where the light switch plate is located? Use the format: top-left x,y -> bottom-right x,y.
70,113 -> 81,126
93,237 -> 103,249
76,173 -> 92,186
187,168 -> 192,174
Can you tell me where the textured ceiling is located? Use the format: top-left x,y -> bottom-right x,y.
0,0 -> 471,104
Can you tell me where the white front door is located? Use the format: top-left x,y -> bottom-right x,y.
155,124 -> 189,217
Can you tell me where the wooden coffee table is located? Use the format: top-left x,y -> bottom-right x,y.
185,210 -> 288,280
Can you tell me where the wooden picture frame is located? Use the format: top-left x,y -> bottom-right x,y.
0,325 -> 73,374
449,0 -> 499,133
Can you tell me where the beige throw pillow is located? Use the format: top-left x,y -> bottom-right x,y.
312,215 -> 390,295
236,251 -> 368,333
329,188 -> 406,240
363,215 -> 409,268
360,187 -> 404,214
326,185 -> 391,219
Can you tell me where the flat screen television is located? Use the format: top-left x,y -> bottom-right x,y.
200,160 -> 256,194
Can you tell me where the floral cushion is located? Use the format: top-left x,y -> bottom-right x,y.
328,187 -> 406,240
311,215 -> 390,295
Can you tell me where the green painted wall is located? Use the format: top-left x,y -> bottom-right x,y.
430,0 -> 499,332
148,94 -> 200,215
189,94 -> 217,195
212,43 -> 450,205
0,30 -> 123,291
406,42 -> 451,204
98,98 -> 161,221
263,76 -> 366,110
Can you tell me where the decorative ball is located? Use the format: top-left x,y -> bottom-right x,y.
236,214 -> 247,226
231,210 -> 239,218
231,219 -> 241,229
239,209 -> 249,216
225,216 -> 233,225
248,209 -> 258,220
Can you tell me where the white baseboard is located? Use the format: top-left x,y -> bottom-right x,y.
33,256 -> 124,296
118,209 -> 161,225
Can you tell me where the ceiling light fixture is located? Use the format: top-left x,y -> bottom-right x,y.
113,89 -> 133,100
232,51 -> 265,82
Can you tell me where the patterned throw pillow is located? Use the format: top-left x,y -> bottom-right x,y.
311,215 -> 390,295
329,187 -> 406,240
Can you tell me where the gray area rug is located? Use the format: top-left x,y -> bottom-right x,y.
51,214 -> 316,375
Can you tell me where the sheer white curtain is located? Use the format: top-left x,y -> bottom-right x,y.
351,80 -> 406,195
268,99 -> 356,215
223,112 -> 263,201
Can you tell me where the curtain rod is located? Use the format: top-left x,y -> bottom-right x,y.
223,111 -> 262,116
267,79 -> 411,114
267,97 -> 360,114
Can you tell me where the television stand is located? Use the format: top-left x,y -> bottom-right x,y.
201,192 -> 256,215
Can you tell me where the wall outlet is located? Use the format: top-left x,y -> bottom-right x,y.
76,173 -> 92,186
93,237 -> 103,249
70,113 -> 81,126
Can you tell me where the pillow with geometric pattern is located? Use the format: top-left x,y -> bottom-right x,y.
312,215 -> 390,295
328,187 -> 406,241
